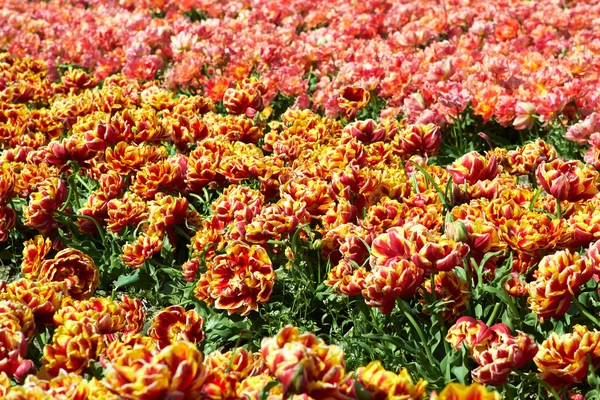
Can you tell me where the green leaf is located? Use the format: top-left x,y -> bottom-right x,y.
259,380 -> 281,400
474,304 -> 483,319
451,364 -> 470,385
362,333 -> 418,353
113,269 -> 142,291
88,360 -> 105,380
354,380 -> 374,400
522,313 -> 538,327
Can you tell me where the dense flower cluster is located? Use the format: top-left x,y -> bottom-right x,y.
0,308 -> 502,400
447,317 -> 538,386
2,0 -> 600,134
3,0 -> 600,397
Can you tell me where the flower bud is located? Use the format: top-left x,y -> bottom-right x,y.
445,219 -> 469,243
13,359 -> 36,383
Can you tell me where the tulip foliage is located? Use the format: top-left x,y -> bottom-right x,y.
3,0 -> 600,399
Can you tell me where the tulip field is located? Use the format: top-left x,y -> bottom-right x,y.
5,0 -> 600,398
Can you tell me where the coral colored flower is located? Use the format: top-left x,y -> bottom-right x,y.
148,305 -> 205,350
102,345 -> 169,400
121,233 -> 164,269
38,248 -> 100,301
103,341 -> 208,399
261,326 -> 348,398
23,177 -> 67,234
53,297 -> 125,335
338,86 -> 370,120
446,317 -> 489,350
394,123 -> 442,157
223,87 -> 264,118
430,383 -> 500,400
205,348 -> 262,379
325,259 -> 368,297
419,271 -> 470,322
204,75 -> 232,103
448,151 -> 500,185
0,300 -> 35,339
0,164 -> 15,202
0,328 -> 27,378
472,85 -> 501,123
342,119 -> 386,144
105,192 -> 148,234
22,370 -> 90,399
0,279 -> 67,325
119,295 -> 146,335
355,360 -> 427,399
0,205 -> 15,242
20,235 -> 52,280
535,325 -> 600,387
528,250 -> 593,320
362,259 -> 424,314
0,372 -> 8,398
369,225 -> 418,268
195,241 -> 275,316
41,320 -> 105,377
536,159 -> 599,202
411,230 -> 469,273
566,113 -> 600,145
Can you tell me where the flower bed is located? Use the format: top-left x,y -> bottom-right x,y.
2,0 -> 600,399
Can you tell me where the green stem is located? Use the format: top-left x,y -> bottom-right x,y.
430,268 -> 437,302
514,371 -> 562,400
505,292 -> 522,320
173,225 -> 191,241
428,268 -> 451,356
398,299 -> 435,365
572,296 -> 600,329
75,172 -> 94,193
469,256 -> 483,288
518,129 -> 525,146
59,179 -> 74,212
486,303 -> 502,326
55,210 -> 107,247
555,201 -> 562,220
464,261 -> 474,316
8,198 -> 23,228
408,161 -> 451,212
